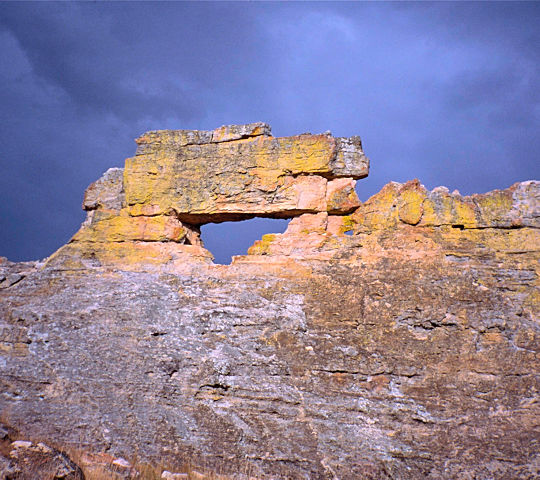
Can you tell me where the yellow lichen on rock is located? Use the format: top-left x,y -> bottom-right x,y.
397,180 -> 426,225
349,181 -> 401,231
72,212 -> 187,243
421,189 -> 477,227
242,178 -> 539,266
257,135 -> 336,175
123,126 -> 368,222
247,234 -> 277,256
43,124 -> 538,275
326,178 -> 360,214
473,189 -> 515,226
47,241 -> 212,271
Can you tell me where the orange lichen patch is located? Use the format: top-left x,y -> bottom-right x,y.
46,241 -> 213,272
397,180 -> 426,225
326,178 -> 360,214
71,212 -> 187,243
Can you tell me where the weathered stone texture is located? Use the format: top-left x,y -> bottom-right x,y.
83,167 -> 125,212
0,125 -> 538,479
350,178 -> 540,231
49,124 -> 368,271
125,124 -> 367,222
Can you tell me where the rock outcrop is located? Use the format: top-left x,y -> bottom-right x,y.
0,124 -> 538,479
47,123 -> 367,271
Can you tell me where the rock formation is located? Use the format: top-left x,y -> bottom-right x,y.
46,122 -> 367,272
0,123 -> 538,479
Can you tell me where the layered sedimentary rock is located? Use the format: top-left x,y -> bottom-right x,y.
1,124 -> 539,479
126,123 -> 367,222
47,123 -> 367,271
47,166 -> 212,272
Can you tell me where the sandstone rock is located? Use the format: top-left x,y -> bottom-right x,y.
325,177 -> 360,214
134,122 -> 271,156
72,212 -> 188,244
211,122 -> 272,142
347,178 -> 540,232
125,127 -> 368,222
47,239 -> 213,272
331,136 -> 367,177
0,125 -> 538,479
83,167 -> 124,212
397,179 -> 425,225
0,273 -> 24,289
48,123 -> 368,271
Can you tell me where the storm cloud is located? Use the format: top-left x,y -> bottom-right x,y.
1,2 -> 538,263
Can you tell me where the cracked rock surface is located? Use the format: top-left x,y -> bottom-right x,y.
0,124 -> 538,479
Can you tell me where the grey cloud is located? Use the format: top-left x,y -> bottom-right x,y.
0,2 -> 538,263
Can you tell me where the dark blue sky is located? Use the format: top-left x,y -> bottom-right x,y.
1,2 -> 538,264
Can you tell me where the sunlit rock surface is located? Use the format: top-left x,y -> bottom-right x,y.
0,124 -> 538,479
125,123 -> 367,221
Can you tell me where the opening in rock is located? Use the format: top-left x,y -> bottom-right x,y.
200,218 -> 290,265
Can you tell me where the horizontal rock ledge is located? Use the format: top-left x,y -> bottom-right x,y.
125,125 -> 368,221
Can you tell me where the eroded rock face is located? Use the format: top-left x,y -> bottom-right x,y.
0,125 -> 539,479
125,123 -> 367,221
48,123 -> 367,271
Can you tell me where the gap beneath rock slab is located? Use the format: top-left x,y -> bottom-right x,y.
200,218 -> 290,265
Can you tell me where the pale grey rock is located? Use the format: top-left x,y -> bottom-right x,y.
331,136 -> 369,179
161,471 -> 188,479
0,273 -> 24,289
82,167 -> 125,212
